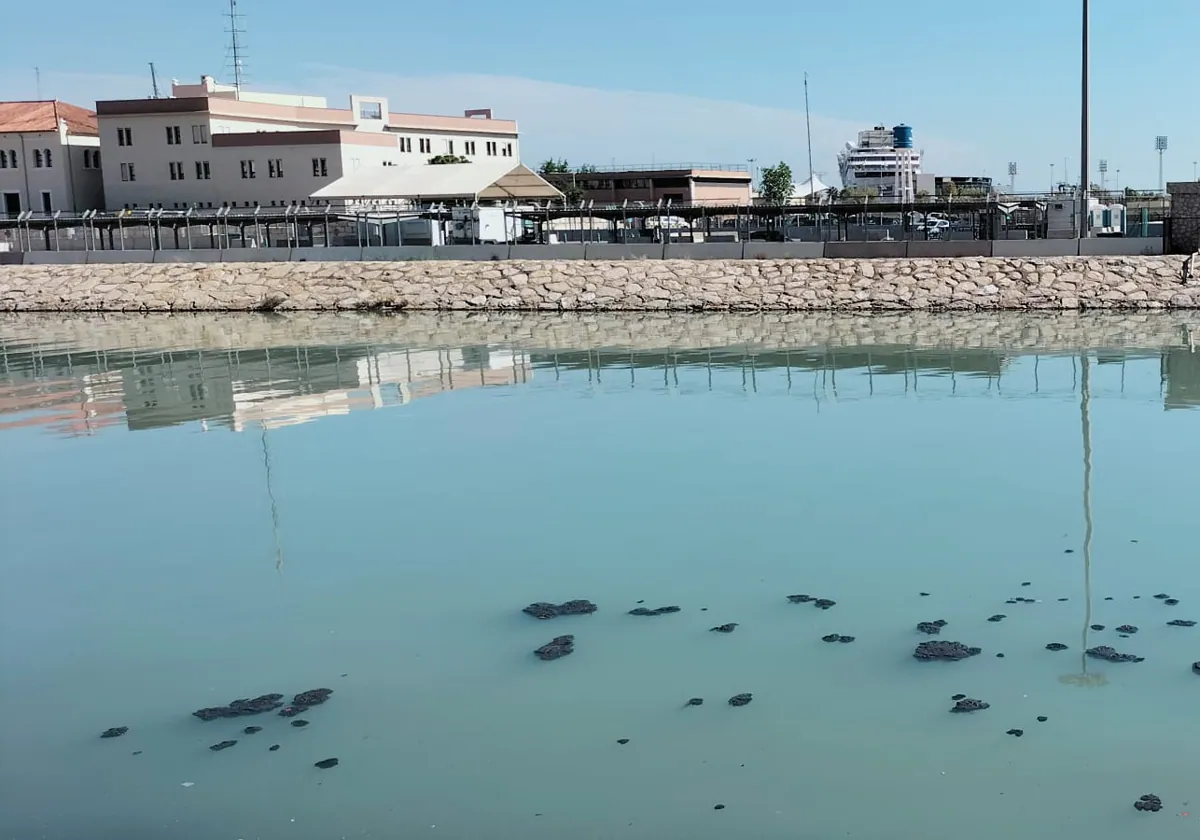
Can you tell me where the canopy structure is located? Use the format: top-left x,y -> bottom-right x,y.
790,174 -> 832,199
312,162 -> 562,203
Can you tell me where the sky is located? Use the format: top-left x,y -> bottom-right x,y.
0,0 -> 1196,192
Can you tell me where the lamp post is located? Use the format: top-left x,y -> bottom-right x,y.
1079,0 -> 1089,238
1155,136 -> 1168,194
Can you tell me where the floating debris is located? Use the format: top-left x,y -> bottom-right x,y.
1021,582 -> 1032,587
728,693 -> 753,707
786,594 -> 814,603
1037,716 -> 1048,722
193,693 -> 284,721
995,653 -> 1005,658
919,592 -> 930,597
1086,645 -> 1144,663
209,740 -> 237,752
710,623 -> 738,633
243,726 -> 262,735
951,694 -> 967,701
950,698 -> 989,713
1192,662 -> 1200,675
1064,549 -> 1075,554
534,635 -> 575,661
314,758 -> 339,769
629,606 -> 680,616
1045,643 -> 1068,651
269,744 -> 280,751
522,600 -> 597,620
914,641 -> 981,661
987,615 -> 1006,623
1167,620 -> 1196,627
616,738 -> 630,745
290,720 -> 310,728
1006,729 -> 1024,737
1165,599 -> 1180,606
100,727 -> 128,739
1154,594 -> 1170,600
1057,598 -> 1069,602
713,804 -> 726,811
1134,794 -> 1162,812
1115,625 -> 1138,634
1090,624 -> 1106,631
686,698 -> 704,706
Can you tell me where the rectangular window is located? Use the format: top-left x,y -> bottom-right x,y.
166,125 -> 181,145
0,153 -> 6,169
464,141 -> 476,155
9,150 -> 16,168
168,161 -> 185,180
194,160 -> 211,180
44,149 -> 52,167
502,142 -> 513,157
358,101 -> 382,120
486,141 -> 497,156
268,158 -> 283,178
192,124 -> 209,144
117,127 -> 132,146
41,191 -> 52,213
240,159 -> 256,179
398,137 -> 412,153
120,162 -> 136,181
312,157 -> 327,177
446,140 -> 455,155
419,138 -> 431,154
34,149 -> 43,168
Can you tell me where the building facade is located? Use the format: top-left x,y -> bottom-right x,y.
0,100 -> 103,216
96,76 -> 521,211
563,165 -> 752,207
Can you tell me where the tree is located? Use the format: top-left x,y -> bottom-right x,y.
537,158 -> 584,203
758,161 -> 793,205
841,186 -> 874,202
824,187 -> 841,203
429,154 -> 471,165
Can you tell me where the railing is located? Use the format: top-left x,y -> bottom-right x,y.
576,163 -> 750,174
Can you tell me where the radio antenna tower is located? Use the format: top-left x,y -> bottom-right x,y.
224,0 -> 247,96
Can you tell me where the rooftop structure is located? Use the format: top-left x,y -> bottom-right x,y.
0,100 -> 104,215
95,76 -> 525,211
555,164 -> 752,207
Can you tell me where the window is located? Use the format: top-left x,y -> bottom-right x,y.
268,158 -> 283,178
486,141 -> 497,156
240,159 -> 256,179
502,142 -> 513,157
34,149 -> 43,168
192,124 -> 209,144
44,149 -> 52,167
0,152 -> 6,169
398,137 -> 412,153
40,191 -> 52,213
195,160 -> 211,180
418,138 -> 431,154
445,140 -> 455,155
169,161 -> 184,180
117,127 -> 132,146
358,101 -> 382,120
312,157 -> 327,177
120,162 -> 136,181
82,149 -> 98,168
166,125 -> 181,145
464,141 -> 476,155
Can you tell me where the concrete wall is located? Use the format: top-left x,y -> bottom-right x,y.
1,255 -> 1193,312
1167,181 -> 1200,254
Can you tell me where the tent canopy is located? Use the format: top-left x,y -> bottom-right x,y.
312,162 -> 562,202
790,174 -> 832,198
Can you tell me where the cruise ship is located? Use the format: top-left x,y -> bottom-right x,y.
837,125 -> 923,191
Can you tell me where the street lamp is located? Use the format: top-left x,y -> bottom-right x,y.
1099,159 -> 1107,194
1155,136 -> 1168,194
1007,161 -> 1017,194
1079,0 -> 1089,238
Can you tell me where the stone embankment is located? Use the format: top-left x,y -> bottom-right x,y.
0,256 -> 1194,312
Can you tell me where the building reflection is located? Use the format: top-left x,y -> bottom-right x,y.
2,337 -> 1200,436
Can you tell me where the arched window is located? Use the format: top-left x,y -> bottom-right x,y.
44,149 -> 52,167
33,149 -> 43,167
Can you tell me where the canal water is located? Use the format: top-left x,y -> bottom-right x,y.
1,313 -> 1198,840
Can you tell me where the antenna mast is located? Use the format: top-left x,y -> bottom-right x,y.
149,62 -> 161,98
225,0 -> 247,95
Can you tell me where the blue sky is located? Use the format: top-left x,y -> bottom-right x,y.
1,0 -> 1195,191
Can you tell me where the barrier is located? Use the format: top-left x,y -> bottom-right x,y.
664,243 -> 745,260
824,242 -> 909,259
153,250 -> 223,263
583,243 -> 664,260
22,252 -> 88,265
509,244 -> 588,260
906,241 -> 993,258
1079,237 -> 1163,256
431,245 -> 511,261
86,251 -> 156,264
992,240 -> 1079,257
287,246 -> 365,262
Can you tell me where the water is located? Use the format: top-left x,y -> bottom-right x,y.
2,312 -> 1199,839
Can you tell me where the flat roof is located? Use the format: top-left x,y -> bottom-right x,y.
212,129 -> 397,148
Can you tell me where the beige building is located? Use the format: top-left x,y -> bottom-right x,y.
96,75 -> 526,211
568,165 -> 752,207
0,100 -> 104,215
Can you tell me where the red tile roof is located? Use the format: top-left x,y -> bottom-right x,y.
0,100 -> 98,136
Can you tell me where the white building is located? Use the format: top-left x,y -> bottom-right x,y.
96,75 -> 538,211
836,124 -> 923,194
0,100 -> 104,216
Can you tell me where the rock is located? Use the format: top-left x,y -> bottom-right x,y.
821,633 -> 841,643
1064,549 -> 1074,554
914,641 -> 981,661
314,758 -> 339,769
950,698 -> 989,713
290,720 -> 309,728
1104,597 -> 1114,601
278,705 -> 306,718
686,698 -> 704,706
786,594 -> 814,603
1006,729 -> 1024,737
616,738 -> 630,745
1192,661 -> 1200,674
916,621 -> 945,635
534,635 -> 575,661
1165,599 -> 1180,605
243,726 -> 262,735
1045,643 -> 1068,651
1021,582 -> 1031,587
292,688 -> 333,707
951,693 -> 967,701
714,804 -> 726,811
1005,599 -> 1017,605
269,744 -> 280,751
628,606 -> 680,616
996,653 -> 1005,658
1167,620 -> 1196,627
1154,593 -> 1170,600
837,635 -> 855,643
728,693 -> 753,707
710,623 -> 738,633
131,750 -> 142,755
1057,598 -> 1069,602
1086,645 -> 1144,663
987,615 -> 1006,622
1115,625 -> 1138,634
919,592 -> 930,597
100,727 -> 128,739
193,693 -> 285,721
522,600 -> 598,620
813,599 -> 836,610
209,740 -> 237,751
1037,716 -> 1048,722
1090,624 -> 1105,631
1134,794 -> 1162,812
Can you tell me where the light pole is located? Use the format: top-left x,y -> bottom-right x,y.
1155,136 -> 1168,193
1099,159 -> 1107,194
1079,0 -> 1089,238
1008,161 -> 1017,194
1051,163 -> 1055,193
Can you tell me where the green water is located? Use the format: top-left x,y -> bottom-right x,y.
1,313 -> 1198,839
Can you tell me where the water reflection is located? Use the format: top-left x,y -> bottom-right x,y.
3,313 -> 1200,437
